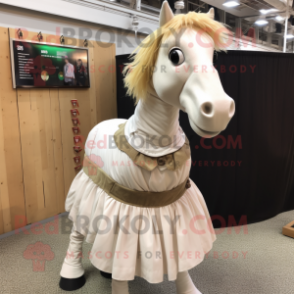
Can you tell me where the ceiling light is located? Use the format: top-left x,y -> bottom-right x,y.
275,16 -> 284,21
286,34 -> 294,39
223,1 -> 240,8
255,20 -> 269,26
260,9 -> 278,14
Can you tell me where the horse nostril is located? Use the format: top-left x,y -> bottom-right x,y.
201,102 -> 213,116
229,101 -> 235,117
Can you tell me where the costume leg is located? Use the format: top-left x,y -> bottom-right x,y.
175,271 -> 202,294
112,279 -> 129,294
59,230 -> 86,291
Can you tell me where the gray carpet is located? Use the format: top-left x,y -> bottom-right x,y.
0,210 -> 293,294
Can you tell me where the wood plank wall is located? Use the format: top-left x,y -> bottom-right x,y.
0,27 -> 117,233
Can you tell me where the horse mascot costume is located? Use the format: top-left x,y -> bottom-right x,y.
59,2 -> 235,293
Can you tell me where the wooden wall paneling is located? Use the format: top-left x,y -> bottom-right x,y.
49,89 -> 66,214
0,27 -> 26,232
44,35 -> 66,214
0,189 -> 4,235
36,90 -> 51,210
17,89 -> 59,223
59,88 -> 92,193
0,76 -> 11,234
59,37 -> 96,194
58,89 -> 77,195
18,89 -> 44,221
9,28 -> 39,43
0,28 -> 117,233
14,30 -> 60,223
36,90 -> 59,212
94,42 -> 117,123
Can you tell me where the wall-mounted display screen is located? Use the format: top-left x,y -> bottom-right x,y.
10,39 -> 90,88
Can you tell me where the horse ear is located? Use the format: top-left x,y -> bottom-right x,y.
207,8 -> 215,20
159,1 -> 174,27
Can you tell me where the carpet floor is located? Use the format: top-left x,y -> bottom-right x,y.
0,210 -> 293,294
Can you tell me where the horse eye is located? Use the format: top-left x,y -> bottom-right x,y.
169,48 -> 185,66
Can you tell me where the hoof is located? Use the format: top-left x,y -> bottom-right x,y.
59,275 -> 86,291
100,271 -> 112,279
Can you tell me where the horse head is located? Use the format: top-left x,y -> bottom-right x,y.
124,1 -> 235,138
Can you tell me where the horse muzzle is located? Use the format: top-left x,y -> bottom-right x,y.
179,71 -> 235,138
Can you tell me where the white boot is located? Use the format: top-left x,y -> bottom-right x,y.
60,230 -> 85,279
175,271 -> 202,294
112,279 -> 129,294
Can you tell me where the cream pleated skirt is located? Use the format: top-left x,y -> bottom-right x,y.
65,170 -> 216,283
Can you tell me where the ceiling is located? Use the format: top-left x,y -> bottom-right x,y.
237,0 -> 275,11
201,0 -> 277,17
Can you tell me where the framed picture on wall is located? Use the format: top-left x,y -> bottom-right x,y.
10,39 -> 90,88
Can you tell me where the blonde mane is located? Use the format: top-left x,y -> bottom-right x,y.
123,11 -> 229,104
